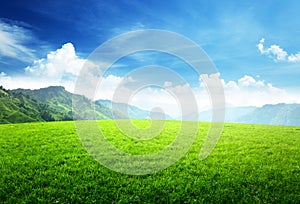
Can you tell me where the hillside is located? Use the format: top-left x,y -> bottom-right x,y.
10,86 -> 73,121
0,86 -> 127,124
1,85 -> 173,124
10,86 -> 120,121
0,86 -> 52,123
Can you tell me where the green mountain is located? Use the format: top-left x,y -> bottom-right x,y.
0,86 -> 126,124
10,86 -> 73,121
0,86 -> 51,123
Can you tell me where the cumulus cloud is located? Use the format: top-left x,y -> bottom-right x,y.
257,38 -> 300,62
237,75 -> 264,87
198,73 -> 300,109
287,53 -> 300,62
0,42 -> 97,92
0,20 -> 36,62
221,75 -> 300,107
25,43 -> 85,78
1,40 -> 300,118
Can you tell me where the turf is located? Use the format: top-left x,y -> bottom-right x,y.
0,121 -> 299,203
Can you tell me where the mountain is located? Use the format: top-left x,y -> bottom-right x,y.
0,86 -> 51,123
1,85 -> 171,124
11,86 -> 130,121
1,85 -> 300,125
199,104 -> 300,126
96,100 -> 173,120
0,86 -> 126,124
239,103 -> 300,126
10,86 -> 73,121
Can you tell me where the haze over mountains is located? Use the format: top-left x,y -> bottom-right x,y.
0,85 -> 299,126
199,104 -> 300,126
0,86 -> 168,124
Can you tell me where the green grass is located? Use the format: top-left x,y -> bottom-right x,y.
0,121 -> 299,203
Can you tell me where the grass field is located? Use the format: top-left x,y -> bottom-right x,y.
0,120 -> 299,203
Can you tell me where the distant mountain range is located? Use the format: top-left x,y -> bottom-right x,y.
199,104 -> 300,126
0,85 -> 299,126
96,100 -> 172,120
0,85 -> 169,124
238,104 -> 300,126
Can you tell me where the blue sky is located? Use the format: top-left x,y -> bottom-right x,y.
1,0 -> 300,114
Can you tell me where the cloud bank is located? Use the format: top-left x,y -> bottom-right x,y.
257,38 -> 300,62
1,42 -> 300,118
220,75 -> 298,107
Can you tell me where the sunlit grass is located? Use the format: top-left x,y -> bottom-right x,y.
0,121 -> 299,203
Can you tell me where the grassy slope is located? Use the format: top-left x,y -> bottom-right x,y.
0,121 -> 299,203
9,86 -> 126,122
0,94 -> 41,123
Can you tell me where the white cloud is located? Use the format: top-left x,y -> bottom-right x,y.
257,38 -> 300,62
95,77 -> 198,118
237,75 -> 264,87
130,87 -> 181,118
96,75 -> 123,100
287,53 -> 300,62
222,75 -> 300,107
1,40 -> 300,118
198,73 -> 300,109
0,72 -> 7,77
0,42 -> 95,93
25,43 -> 85,78
0,70 -> 76,91
0,75 -> 65,90
0,21 -> 36,62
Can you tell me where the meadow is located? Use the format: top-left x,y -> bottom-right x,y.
0,120 -> 299,203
